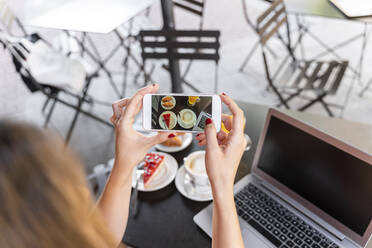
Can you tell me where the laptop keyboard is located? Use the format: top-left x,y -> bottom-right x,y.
235,183 -> 340,248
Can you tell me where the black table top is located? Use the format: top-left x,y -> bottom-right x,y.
122,101 -> 372,248
123,102 -> 269,248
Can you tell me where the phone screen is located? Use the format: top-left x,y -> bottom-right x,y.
151,95 -> 212,131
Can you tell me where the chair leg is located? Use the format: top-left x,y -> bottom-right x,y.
121,20 -> 134,97
141,60 -> 149,87
161,63 -> 202,92
266,44 -> 278,59
65,104 -> 82,145
65,77 -> 93,144
262,51 -> 290,109
53,96 -> 113,127
141,62 -> 156,87
43,96 -> 57,128
181,78 -> 202,93
276,89 -> 302,108
319,98 -> 334,117
80,32 -> 87,57
239,40 -> 278,72
42,97 -> 51,115
122,53 -> 129,97
273,85 -> 290,109
360,77 -> 372,97
239,40 -> 260,72
182,60 -> 194,79
298,92 -> 334,116
214,63 -> 219,94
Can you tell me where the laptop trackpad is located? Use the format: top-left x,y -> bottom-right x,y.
242,228 -> 271,248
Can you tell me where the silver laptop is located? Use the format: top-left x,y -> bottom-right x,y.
194,109 -> 372,248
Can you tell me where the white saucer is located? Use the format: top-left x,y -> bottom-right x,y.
175,165 -> 213,202
132,152 -> 178,192
155,133 -> 193,153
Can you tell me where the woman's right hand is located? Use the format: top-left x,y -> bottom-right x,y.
203,94 -> 247,197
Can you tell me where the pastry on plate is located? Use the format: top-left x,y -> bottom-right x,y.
161,133 -> 185,147
143,153 -> 165,188
161,96 -> 176,110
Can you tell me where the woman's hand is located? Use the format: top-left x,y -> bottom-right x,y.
195,113 -> 232,147
202,94 -> 247,195
202,94 -> 246,248
110,84 -> 172,171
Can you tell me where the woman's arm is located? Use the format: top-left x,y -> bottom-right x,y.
97,84 -> 170,246
201,93 -> 247,248
97,160 -> 133,246
212,186 -> 244,248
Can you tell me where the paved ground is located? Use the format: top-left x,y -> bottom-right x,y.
1,0 -> 372,173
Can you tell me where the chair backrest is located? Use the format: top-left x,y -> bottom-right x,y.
0,0 -> 26,36
139,29 -> 220,62
255,0 -> 298,83
173,0 -> 205,17
173,0 -> 205,28
0,32 -> 30,71
256,0 -> 289,46
0,31 -> 41,92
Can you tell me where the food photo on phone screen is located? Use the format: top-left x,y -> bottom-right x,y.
151,95 -> 213,131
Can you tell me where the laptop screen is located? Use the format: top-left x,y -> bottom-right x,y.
257,116 -> 372,236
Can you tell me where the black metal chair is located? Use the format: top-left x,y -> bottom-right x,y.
257,0 -> 349,117
162,0 -> 207,84
240,0 -> 312,73
239,0 -> 279,72
139,29 -> 220,93
0,32 -> 112,143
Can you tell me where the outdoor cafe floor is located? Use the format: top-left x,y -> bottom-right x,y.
0,0 -> 371,171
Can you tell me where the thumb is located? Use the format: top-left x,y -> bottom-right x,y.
204,118 -> 219,153
148,132 -> 172,146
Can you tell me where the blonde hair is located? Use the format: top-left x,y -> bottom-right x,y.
0,122 -> 117,248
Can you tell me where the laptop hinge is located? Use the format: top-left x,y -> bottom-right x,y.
255,177 -> 345,241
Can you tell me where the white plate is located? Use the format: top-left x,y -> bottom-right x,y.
161,95 -> 176,110
132,152 -> 178,192
175,165 -> 213,202
159,111 -> 177,130
177,109 -> 196,129
155,133 -> 193,153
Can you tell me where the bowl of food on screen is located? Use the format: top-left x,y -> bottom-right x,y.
187,96 -> 200,107
178,109 -> 197,129
161,96 -> 176,110
159,111 -> 177,130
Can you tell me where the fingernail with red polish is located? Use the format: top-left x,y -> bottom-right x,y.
168,133 -> 175,138
152,83 -> 156,87
206,118 -> 212,125
222,92 -> 226,96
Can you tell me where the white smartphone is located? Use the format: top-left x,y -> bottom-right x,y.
142,94 -> 221,132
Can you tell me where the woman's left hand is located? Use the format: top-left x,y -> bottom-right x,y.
110,84 -> 172,171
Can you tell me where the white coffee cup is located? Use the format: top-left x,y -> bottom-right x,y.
184,151 -> 211,193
